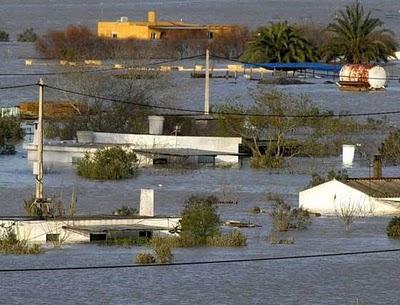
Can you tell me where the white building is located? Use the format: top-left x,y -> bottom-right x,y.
24,131 -> 243,166
299,178 -> 400,216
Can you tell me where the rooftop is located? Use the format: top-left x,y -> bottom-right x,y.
344,177 -> 400,198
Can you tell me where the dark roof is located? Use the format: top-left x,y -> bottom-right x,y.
344,178 -> 400,198
246,62 -> 341,73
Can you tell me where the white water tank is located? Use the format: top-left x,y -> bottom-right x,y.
342,144 -> 355,167
148,116 -> 164,135
339,64 -> 387,89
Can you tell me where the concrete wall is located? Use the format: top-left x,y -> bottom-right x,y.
93,132 -> 241,163
299,179 -> 400,216
0,217 -> 180,244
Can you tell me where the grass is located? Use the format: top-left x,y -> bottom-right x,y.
104,236 -> 150,247
0,225 -> 43,255
206,230 -> 247,247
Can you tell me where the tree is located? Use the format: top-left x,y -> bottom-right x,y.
180,195 -> 221,244
17,28 -> 38,42
0,117 -> 23,154
76,146 -> 138,180
379,129 -> 400,165
0,30 -> 9,41
323,2 -> 397,63
241,22 -> 318,63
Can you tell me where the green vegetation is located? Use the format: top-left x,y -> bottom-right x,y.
386,217 -> 400,238
323,2 -> 397,63
0,224 -> 42,255
150,236 -> 174,263
180,195 -> 221,244
0,117 -> 23,154
76,146 -> 138,180
135,252 -> 156,264
241,22 -> 317,63
105,236 -> 149,247
112,206 -> 138,216
0,30 -> 9,41
17,28 -> 38,42
268,194 -> 311,232
308,169 -> 349,188
379,129 -> 400,165
206,230 -> 247,247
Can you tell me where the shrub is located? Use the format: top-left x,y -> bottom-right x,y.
0,31 -> 9,41
105,236 -> 149,247
0,117 -> 23,154
308,169 -> 349,188
387,217 -> 400,238
112,206 -> 138,216
268,195 -> 311,232
250,154 -> 284,169
76,146 -> 138,180
17,28 -> 38,42
380,129 -> 400,165
150,236 -> 173,263
0,224 -> 43,255
135,252 -> 156,264
206,230 -> 247,247
180,195 -> 221,245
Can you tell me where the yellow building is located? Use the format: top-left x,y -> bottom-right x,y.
97,11 -> 235,40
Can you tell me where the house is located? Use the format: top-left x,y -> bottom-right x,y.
299,177 -> 400,216
97,10 -> 236,40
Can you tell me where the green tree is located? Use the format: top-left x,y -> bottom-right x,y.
0,117 -> 23,154
323,2 -> 397,63
17,28 -> 38,42
241,22 -> 318,63
76,146 -> 138,180
180,195 -> 221,244
0,30 -> 9,41
379,129 -> 400,165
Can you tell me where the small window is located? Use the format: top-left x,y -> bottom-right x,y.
46,234 -> 60,243
90,233 -> 107,242
207,31 -> 214,40
112,32 -> 118,39
139,231 -> 152,238
150,32 -> 157,39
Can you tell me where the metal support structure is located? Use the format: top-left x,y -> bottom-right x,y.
35,79 -> 44,202
204,49 -> 210,115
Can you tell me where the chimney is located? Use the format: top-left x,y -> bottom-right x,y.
147,11 -> 157,24
373,154 -> 382,179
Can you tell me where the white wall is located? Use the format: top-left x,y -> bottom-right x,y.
299,179 -> 400,216
93,132 -> 242,163
1,217 -> 180,244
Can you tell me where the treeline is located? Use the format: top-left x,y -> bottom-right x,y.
35,25 -> 250,60
0,28 -> 38,42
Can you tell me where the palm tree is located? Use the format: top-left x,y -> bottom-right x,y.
323,2 -> 397,63
241,22 -> 318,63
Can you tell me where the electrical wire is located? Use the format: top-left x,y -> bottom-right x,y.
44,84 -> 400,118
0,248 -> 399,273
0,83 -> 38,90
0,54 -> 206,77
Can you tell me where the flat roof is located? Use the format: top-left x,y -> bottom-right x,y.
132,148 -> 245,157
64,224 -> 168,233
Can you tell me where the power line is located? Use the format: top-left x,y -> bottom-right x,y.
0,83 -> 38,90
44,84 -> 400,118
0,248 -> 399,273
0,54 -> 205,77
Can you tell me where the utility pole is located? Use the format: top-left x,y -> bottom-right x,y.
35,78 -> 44,203
204,49 -> 210,115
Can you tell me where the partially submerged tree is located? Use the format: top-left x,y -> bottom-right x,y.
0,30 -> 9,41
0,116 -> 23,154
17,28 -> 38,42
322,2 -> 397,63
241,22 -> 318,63
379,129 -> 400,165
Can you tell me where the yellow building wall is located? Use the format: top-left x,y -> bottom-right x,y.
98,22 -> 151,39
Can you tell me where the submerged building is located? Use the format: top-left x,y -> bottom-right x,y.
97,10 -> 236,40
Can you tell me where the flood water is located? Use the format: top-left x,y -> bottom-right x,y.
1,1 -> 400,304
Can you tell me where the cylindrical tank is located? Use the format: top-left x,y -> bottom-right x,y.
339,64 -> 387,89
148,116 -> 164,135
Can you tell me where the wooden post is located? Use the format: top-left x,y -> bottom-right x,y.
204,49 -> 210,115
35,78 -> 44,202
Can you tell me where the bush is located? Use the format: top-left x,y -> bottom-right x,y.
250,154 -> 284,169
150,236 -> 173,263
380,129 -> 400,165
76,146 -> 138,180
0,31 -> 9,41
308,169 -> 349,188
112,206 -> 138,216
268,195 -> 311,232
0,117 -> 23,154
135,252 -> 156,264
180,195 -> 221,245
206,230 -> 247,247
0,224 -> 43,255
387,217 -> 400,238
17,28 -> 38,42
105,236 -> 149,247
